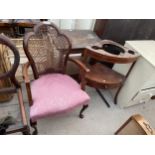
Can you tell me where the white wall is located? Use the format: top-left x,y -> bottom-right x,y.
49,19 -> 96,30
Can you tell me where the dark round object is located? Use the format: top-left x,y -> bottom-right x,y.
102,44 -> 125,55
128,50 -> 135,55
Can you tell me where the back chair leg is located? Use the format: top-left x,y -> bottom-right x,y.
79,105 -> 89,119
30,120 -> 38,135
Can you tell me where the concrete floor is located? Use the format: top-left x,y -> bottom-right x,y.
1,85 -> 155,135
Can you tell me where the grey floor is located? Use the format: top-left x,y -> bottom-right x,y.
1,84 -> 155,135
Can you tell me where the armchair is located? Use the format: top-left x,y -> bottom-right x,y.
22,23 -> 90,134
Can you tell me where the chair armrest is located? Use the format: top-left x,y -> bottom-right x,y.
68,57 -> 90,90
22,62 -> 33,106
68,57 -> 90,73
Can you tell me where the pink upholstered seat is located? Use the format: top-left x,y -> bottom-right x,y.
30,74 -> 90,122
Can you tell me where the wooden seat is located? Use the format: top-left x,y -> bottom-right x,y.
85,63 -> 125,89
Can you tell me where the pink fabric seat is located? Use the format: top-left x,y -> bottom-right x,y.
30,74 -> 90,122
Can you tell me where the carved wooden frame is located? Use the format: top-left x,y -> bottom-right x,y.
0,34 -> 30,135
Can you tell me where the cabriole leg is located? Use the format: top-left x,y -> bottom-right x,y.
79,105 -> 88,119
30,120 -> 38,135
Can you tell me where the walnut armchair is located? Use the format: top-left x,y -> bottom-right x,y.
0,34 -> 30,135
22,23 -> 90,134
70,40 -> 140,107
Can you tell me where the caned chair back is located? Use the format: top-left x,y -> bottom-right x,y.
23,22 -> 72,79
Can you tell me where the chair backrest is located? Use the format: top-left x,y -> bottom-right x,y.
0,34 -> 20,94
23,22 -> 72,79
84,40 -> 140,64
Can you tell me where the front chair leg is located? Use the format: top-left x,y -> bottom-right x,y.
30,120 -> 38,135
79,105 -> 88,119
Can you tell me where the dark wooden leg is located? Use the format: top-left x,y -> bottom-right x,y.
96,89 -> 110,108
22,126 -> 31,135
30,120 -> 38,135
79,105 -> 88,119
